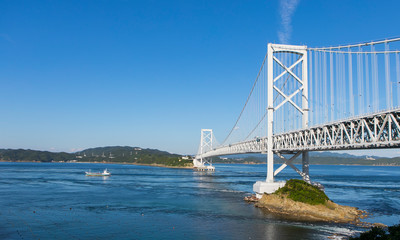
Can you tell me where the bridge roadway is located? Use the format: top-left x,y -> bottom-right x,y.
200,108 -> 400,158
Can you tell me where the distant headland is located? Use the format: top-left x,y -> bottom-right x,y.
0,146 -> 193,168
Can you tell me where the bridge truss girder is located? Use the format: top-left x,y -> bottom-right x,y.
200,108 -> 400,161
274,108 -> 400,152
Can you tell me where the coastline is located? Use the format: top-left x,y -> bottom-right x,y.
0,160 -> 194,169
85,161 -> 194,169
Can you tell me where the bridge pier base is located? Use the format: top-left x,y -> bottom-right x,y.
193,158 -> 203,168
193,158 -> 215,171
253,181 -> 286,199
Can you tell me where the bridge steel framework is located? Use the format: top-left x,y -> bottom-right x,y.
195,39 -> 400,196
266,43 -> 309,184
200,108 -> 400,157
199,108 -> 400,193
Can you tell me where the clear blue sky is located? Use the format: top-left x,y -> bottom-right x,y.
1,0 -> 400,156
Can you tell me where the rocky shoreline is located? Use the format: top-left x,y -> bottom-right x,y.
245,194 -> 386,228
244,179 -> 386,228
260,194 -> 366,223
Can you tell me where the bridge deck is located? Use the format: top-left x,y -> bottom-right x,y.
201,108 -> 400,158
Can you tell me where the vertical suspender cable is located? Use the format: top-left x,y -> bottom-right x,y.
340,51 -> 343,117
315,51 -> 319,124
348,48 -> 354,117
279,52 -> 282,133
340,52 -> 344,118
309,51 -> 313,126
318,52 -> 325,123
336,50 -> 339,120
385,41 -> 391,109
330,50 -> 334,121
337,51 -> 345,119
258,54 -> 261,137
343,52 -> 346,117
340,52 -> 345,117
282,52 -> 285,133
396,52 -> 400,108
260,61 -> 263,137
264,60 -> 267,136
281,53 -> 284,132
319,51 -> 322,123
316,51 -> 319,124
342,51 -> 345,118
360,47 -> 364,115
323,52 -> 327,122
365,50 -> 370,112
371,45 -> 375,111
372,44 -> 379,112
281,64 -> 284,133
357,46 -> 362,115
343,52 -> 348,117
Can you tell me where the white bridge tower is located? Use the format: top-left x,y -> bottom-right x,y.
253,43 -> 309,197
194,129 -> 215,171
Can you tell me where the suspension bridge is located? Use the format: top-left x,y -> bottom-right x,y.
194,38 -> 400,197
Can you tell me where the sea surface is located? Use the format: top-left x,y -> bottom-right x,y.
0,162 -> 399,240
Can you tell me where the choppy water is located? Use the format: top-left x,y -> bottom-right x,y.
0,162 -> 399,239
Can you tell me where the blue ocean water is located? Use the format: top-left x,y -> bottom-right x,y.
0,162 -> 399,239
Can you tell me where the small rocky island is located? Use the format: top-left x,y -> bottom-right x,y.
248,179 -> 368,224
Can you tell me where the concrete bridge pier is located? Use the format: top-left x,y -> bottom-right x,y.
193,158 -> 215,171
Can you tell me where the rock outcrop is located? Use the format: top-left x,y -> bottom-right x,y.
253,179 -> 368,224
255,194 -> 367,223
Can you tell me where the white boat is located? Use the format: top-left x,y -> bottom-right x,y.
85,169 -> 111,176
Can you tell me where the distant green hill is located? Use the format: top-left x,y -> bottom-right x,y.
76,146 -> 192,167
0,146 -> 193,167
0,149 -> 73,162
